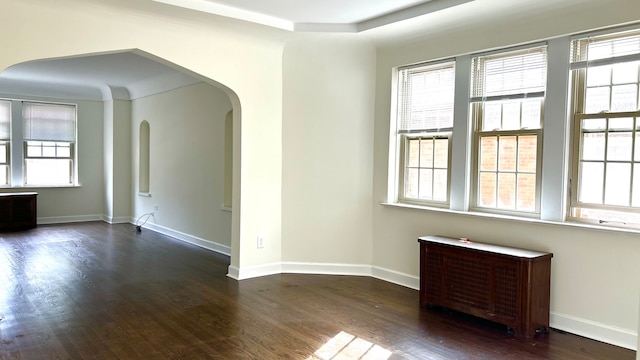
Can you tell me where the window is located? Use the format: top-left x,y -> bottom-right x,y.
570,29 -> 640,226
0,100 -> 10,186
470,46 -> 547,215
389,24 -> 640,229
22,102 -> 76,186
396,61 -> 455,205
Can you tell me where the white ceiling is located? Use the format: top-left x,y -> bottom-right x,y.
0,52 -> 201,101
152,0 -> 473,32
2,52 -> 173,89
0,0 -> 479,100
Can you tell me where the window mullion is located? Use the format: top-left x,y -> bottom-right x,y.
603,119 -> 610,205
515,135 -> 521,209
495,134 -> 501,207
417,138 -> 422,200
430,138 -> 436,200
630,118 -> 637,207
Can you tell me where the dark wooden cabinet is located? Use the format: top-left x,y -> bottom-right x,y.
418,236 -> 552,337
0,192 -> 38,231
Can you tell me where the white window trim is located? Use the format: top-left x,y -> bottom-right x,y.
398,132 -> 453,207
2,99 -> 79,188
566,27 -> 640,227
540,37 -> 572,222
469,44 -> 548,217
387,38 -> 572,223
386,25 -> 640,232
470,128 -> 544,217
569,112 -> 640,227
391,59 -> 457,207
450,55 -> 472,212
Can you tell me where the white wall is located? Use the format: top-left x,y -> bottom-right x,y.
103,98 -> 132,223
132,82 -> 232,250
372,0 -> 640,350
103,99 -> 114,220
104,99 -> 132,223
39,99 -> 104,222
0,0 -> 290,274
281,34 -> 376,267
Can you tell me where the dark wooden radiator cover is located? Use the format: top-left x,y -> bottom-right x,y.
418,236 -> 552,338
0,192 -> 38,231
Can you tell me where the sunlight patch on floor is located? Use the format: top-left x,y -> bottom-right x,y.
307,331 -> 392,360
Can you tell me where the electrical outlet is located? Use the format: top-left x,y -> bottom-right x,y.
154,204 -> 158,211
257,236 -> 264,249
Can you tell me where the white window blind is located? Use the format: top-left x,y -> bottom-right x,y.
570,29 -> 640,114
22,102 -> 76,142
0,100 -> 10,141
471,46 -> 548,102
397,61 -> 455,133
571,29 -> 640,69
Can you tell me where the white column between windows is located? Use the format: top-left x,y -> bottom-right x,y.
540,37 -> 571,221
387,69 -> 400,203
450,55 -> 471,211
10,100 -> 24,186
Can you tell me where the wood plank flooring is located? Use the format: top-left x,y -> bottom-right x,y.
0,222 -> 635,359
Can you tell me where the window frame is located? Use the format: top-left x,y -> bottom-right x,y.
398,132 -> 453,206
394,60 -> 456,207
471,127 -> 544,216
570,112 -> 640,228
387,25 -> 640,230
469,45 -> 548,217
23,140 -> 75,186
0,141 -> 10,186
0,100 -> 11,186
569,40 -> 640,227
20,101 -> 77,187
0,99 -> 81,188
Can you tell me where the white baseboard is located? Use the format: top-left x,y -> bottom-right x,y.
227,262 -> 283,280
139,221 -> 231,257
226,261 -> 419,290
229,262 -> 373,281
40,215 -> 231,258
227,265 -> 240,280
282,262 -> 372,276
372,266 -> 420,290
103,216 -> 131,224
38,214 -> 103,225
550,312 -> 637,351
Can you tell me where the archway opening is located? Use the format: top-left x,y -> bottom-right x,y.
0,49 -> 241,273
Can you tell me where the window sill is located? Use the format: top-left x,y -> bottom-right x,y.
381,201 -> 640,236
138,192 -> 152,197
2,184 -> 82,189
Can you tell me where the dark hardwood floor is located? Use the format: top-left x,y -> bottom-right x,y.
0,222 -> 634,359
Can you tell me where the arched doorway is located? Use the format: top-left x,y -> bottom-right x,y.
0,49 -> 241,273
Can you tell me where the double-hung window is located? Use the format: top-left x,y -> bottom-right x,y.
470,46 -> 547,215
396,61 -> 455,205
569,29 -> 640,226
0,100 -> 10,185
22,102 -> 76,186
